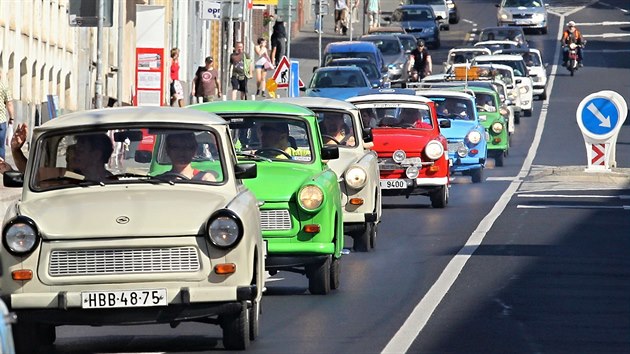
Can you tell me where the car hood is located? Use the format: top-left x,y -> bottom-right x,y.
439,119 -> 477,140
399,21 -> 435,30
383,54 -> 405,66
326,148 -> 360,176
19,187 -> 229,239
306,88 -> 369,100
243,162 -> 316,202
372,128 -> 434,155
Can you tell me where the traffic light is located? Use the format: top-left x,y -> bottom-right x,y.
68,0 -> 113,27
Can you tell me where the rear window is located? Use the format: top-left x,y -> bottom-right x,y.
324,52 -> 376,66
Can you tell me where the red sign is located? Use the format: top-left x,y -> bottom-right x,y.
271,56 -> 304,89
135,47 -> 165,106
591,143 -> 605,165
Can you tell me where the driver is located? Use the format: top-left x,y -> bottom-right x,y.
321,113 -> 355,146
157,132 -> 217,181
258,122 -> 310,159
561,20 -> 585,67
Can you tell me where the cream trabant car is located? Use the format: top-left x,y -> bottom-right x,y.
0,107 -> 264,352
274,97 -> 382,252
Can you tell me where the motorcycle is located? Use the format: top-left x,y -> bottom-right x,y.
565,42 -> 582,76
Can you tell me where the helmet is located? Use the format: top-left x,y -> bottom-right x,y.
416,39 -> 425,47
567,20 -> 576,27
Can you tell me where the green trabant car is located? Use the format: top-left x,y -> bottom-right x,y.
0,107 -> 265,352
463,86 -> 510,166
190,101 -> 344,295
274,97 -> 382,252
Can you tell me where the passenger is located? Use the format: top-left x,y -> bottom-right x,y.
157,132 -> 217,181
73,133 -> 115,180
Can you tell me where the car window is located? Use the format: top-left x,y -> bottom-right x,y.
408,0 -> 445,5
503,0 -> 542,7
393,9 -> 433,21
522,52 -> 541,66
312,70 -> 368,88
31,127 -> 225,191
233,118 -> 313,162
475,93 -> 498,113
325,52 -> 376,66
316,111 -> 357,147
369,39 -> 401,55
397,36 -> 416,52
360,106 -> 434,129
430,97 -> 475,120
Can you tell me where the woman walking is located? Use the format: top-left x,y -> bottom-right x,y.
254,37 -> 272,97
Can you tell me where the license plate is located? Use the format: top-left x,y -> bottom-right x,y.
380,179 -> 407,189
82,289 -> 167,309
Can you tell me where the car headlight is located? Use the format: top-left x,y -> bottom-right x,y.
406,166 -> 419,179
448,3 -> 455,8
425,140 -> 444,160
299,185 -> 324,211
467,130 -> 482,144
392,149 -> 406,163
425,27 -> 435,34
519,85 -> 530,94
532,13 -> 545,21
499,106 -> 510,116
499,12 -> 510,20
345,166 -> 367,189
3,217 -> 40,256
457,144 -> 469,157
508,91 -> 518,100
491,122 -> 504,134
207,210 -> 243,249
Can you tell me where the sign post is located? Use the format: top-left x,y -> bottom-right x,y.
576,90 -> 628,172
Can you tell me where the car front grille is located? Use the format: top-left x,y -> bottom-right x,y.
512,13 -> 532,19
49,247 -> 201,276
406,28 -> 424,34
260,209 -> 292,230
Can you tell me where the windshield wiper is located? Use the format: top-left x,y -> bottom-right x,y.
236,152 -> 272,162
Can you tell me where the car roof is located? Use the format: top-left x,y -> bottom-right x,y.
316,66 -> 366,73
368,26 -> 406,34
348,89 -> 433,103
399,4 -> 434,10
190,100 -> 316,118
34,106 -> 226,133
329,57 -> 372,63
415,90 -> 474,100
325,41 -> 379,52
495,47 -> 541,55
360,34 -> 402,41
474,54 -> 526,61
273,97 -> 359,111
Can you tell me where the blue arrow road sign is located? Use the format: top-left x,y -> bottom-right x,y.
580,97 -> 620,136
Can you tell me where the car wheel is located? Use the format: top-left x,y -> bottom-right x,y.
514,111 -> 521,124
249,299 -> 260,340
222,302 -> 250,350
539,90 -> 547,100
307,255 -> 331,295
541,27 -> 548,35
430,185 -> 448,208
494,150 -> 505,167
444,25 -> 450,31
353,222 -> 372,252
330,256 -> 341,290
524,109 -> 532,117
471,168 -> 484,183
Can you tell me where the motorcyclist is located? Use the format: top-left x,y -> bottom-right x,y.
407,39 -> 432,82
561,21 -> 585,67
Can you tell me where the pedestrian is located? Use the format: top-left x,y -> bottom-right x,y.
169,48 -> 185,107
0,77 -> 15,159
271,21 -> 287,66
230,41 -> 253,100
407,39 -> 432,82
254,38 -> 273,97
192,56 -> 222,103
365,0 -> 380,29
334,0 -> 349,35
313,0 -> 325,34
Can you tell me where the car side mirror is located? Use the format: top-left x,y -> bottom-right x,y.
234,162 -> 257,179
300,86 -> 306,92
439,119 -> 451,129
515,78 -> 522,84
3,171 -> 24,188
135,150 -> 152,163
321,145 -> 339,160
362,128 -> 373,143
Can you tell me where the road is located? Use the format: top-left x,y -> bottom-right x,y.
2,0 -> 629,353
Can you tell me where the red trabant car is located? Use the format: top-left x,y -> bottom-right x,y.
347,89 -> 451,208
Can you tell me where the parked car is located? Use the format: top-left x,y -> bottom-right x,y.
275,97 -> 382,252
472,54 -> 534,116
495,47 -> 548,99
327,58 -> 388,88
443,46 -> 492,73
359,34 -> 411,87
348,88 -> 451,208
478,26 -> 528,48
190,101 -> 344,295
405,0 -> 450,30
322,41 -> 388,75
0,107 -> 265,352
418,90 -> 488,182
446,0 -> 460,24
387,5 -> 441,49
496,0 -> 549,34
304,66 -> 373,100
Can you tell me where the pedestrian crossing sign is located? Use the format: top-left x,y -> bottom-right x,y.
271,56 -> 304,88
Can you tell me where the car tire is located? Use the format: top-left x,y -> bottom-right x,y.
541,27 -> 548,35
353,222 -> 372,252
307,255 -> 331,295
444,25 -> 450,31
495,151 -> 505,167
514,112 -> 521,124
524,109 -> 532,117
222,302 -> 250,350
471,168 -> 484,183
330,256 -> 341,290
430,185 -> 448,208
539,90 -> 547,100
249,300 -> 260,340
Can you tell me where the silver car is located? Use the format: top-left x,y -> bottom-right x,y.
359,34 -> 411,87
496,0 -> 548,34
407,0 -> 450,30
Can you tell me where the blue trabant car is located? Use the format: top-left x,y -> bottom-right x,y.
322,41 -> 388,76
417,90 -> 488,182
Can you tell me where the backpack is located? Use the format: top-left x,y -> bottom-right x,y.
243,54 -> 253,79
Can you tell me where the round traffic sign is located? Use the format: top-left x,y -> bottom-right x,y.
576,91 -> 627,142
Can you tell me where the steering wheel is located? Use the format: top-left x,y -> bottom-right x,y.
322,134 -> 341,145
158,172 -> 190,181
255,148 -> 293,159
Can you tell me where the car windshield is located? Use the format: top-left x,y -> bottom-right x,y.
449,50 -> 488,64
408,0 -> 445,5
430,97 -> 475,120
397,36 -> 417,52
475,93 -> 498,113
488,60 -> 528,77
521,52 -> 542,66
480,29 -> 525,43
312,70 -> 368,88
359,105 -> 434,129
30,126 -> 225,191
331,61 -> 380,80
503,0 -> 542,7
230,117 -> 313,162
393,9 -> 434,21
369,39 -> 401,55
315,110 -> 358,147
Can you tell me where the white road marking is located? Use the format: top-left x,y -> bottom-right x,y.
575,21 -> 630,26
583,49 -> 630,53
517,204 -> 630,209
380,14 -> 567,354
600,2 -> 629,13
518,194 -> 630,199
583,33 -> 630,38
486,176 -> 519,181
